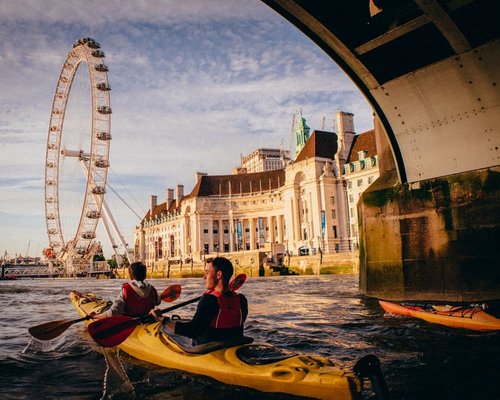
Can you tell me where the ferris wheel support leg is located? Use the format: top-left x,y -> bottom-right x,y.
79,158 -> 134,265
99,207 -> 120,259
101,199 -> 135,264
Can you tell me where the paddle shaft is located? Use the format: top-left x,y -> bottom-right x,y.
159,295 -> 200,315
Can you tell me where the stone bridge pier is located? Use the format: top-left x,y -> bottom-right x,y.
263,0 -> 500,301
358,119 -> 499,301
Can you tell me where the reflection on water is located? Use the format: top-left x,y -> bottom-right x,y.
0,275 -> 498,399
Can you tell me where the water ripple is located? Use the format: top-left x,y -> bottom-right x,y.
0,275 -> 498,399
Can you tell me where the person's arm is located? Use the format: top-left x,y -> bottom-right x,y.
167,295 -> 218,338
93,289 -> 126,319
148,283 -> 161,306
239,294 -> 248,323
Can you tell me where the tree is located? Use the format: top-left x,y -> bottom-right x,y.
93,253 -> 105,262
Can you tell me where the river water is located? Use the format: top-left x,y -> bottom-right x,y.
0,274 -> 498,400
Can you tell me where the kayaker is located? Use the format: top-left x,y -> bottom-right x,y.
92,261 -> 160,319
151,256 -> 248,345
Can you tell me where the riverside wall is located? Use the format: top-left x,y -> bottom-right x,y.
115,251 -> 360,279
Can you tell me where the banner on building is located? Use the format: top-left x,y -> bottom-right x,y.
236,220 -> 242,250
321,210 -> 326,237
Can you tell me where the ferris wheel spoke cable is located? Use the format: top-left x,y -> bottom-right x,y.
104,180 -> 144,221
107,165 -> 146,218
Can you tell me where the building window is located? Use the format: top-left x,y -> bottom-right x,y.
333,225 -> 338,238
357,179 -> 363,187
331,209 -> 336,219
348,181 -> 353,189
349,194 -> 354,203
368,176 -> 374,184
330,196 -> 335,205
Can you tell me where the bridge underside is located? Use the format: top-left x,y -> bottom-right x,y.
263,0 -> 500,300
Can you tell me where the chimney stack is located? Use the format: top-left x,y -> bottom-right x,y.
166,188 -> 174,208
336,111 -> 355,163
176,185 -> 184,208
150,195 -> 157,217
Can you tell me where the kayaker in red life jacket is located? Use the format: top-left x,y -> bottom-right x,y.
93,261 -> 160,319
151,256 -> 248,345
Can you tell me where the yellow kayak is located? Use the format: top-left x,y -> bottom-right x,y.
379,300 -> 500,331
71,291 -> 386,400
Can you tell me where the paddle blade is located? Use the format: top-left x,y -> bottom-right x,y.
230,273 -> 246,291
160,284 -> 182,302
28,315 -> 90,341
88,316 -> 139,347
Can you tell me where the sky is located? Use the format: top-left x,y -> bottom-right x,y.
0,0 -> 374,259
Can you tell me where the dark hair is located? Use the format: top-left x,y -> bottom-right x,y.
209,257 -> 233,285
129,261 -> 147,281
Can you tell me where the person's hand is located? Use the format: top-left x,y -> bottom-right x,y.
150,308 -> 168,323
89,312 -> 97,319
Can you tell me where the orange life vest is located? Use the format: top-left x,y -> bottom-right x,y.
122,282 -> 157,316
206,290 -> 243,329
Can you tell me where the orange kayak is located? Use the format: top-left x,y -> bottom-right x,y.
379,300 -> 500,331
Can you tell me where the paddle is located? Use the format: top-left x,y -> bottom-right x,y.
28,284 -> 182,341
88,273 -> 247,348
160,284 -> 182,302
29,315 -> 94,341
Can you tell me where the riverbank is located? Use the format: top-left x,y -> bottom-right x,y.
114,251 -> 360,279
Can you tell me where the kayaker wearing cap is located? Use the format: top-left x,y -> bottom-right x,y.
151,256 -> 248,345
93,261 -> 160,319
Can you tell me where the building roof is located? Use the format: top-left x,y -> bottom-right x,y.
188,168 -> 286,198
145,193 -> 185,220
346,129 -> 376,162
295,130 -> 338,162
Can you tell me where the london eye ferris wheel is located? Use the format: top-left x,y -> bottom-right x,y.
44,37 -> 112,266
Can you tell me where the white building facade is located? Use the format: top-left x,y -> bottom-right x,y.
240,148 -> 291,173
134,112 -> 379,267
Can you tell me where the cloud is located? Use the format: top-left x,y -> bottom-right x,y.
0,0 -> 269,26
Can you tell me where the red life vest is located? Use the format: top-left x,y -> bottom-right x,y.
122,282 -> 158,316
207,290 -> 243,329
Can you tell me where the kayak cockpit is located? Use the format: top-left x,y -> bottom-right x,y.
161,325 -> 254,354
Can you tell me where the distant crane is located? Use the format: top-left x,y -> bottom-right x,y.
25,240 -> 31,258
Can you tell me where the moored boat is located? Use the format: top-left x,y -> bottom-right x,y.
379,300 -> 500,331
71,291 -> 387,400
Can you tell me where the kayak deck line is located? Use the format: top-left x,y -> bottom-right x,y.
71,291 -> 388,400
379,300 -> 500,331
